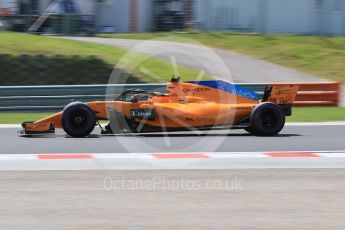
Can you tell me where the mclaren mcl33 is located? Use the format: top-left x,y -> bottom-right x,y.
20,77 -> 299,137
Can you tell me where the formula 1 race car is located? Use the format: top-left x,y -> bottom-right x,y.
20,77 -> 299,137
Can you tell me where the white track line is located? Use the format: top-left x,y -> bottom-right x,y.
95,153 -> 155,159
0,151 -> 344,170
0,124 -> 21,128
0,151 -> 344,161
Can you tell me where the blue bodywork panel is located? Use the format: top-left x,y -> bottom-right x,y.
188,80 -> 260,101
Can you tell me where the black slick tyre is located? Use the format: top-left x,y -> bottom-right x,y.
249,102 -> 285,136
61,102 -> 96,137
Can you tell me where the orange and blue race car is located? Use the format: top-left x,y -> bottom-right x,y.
20,77 -> 299,137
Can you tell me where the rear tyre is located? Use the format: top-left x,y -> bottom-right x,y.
249,102 -> 285,136
61,102 -> 96,137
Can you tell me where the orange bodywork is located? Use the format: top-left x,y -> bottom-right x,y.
22,80 -> 299,133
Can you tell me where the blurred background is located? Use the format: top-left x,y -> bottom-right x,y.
0,0 -> 344,84
0,0 -> 344,35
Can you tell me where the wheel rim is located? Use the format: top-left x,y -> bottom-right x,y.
261,111 -> 277,127
71,111 -> 88,127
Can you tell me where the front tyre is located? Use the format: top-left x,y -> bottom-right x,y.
61,102 -> 96,137
249,102 -> 285,136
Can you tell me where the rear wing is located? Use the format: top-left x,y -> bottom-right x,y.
268,84 -> 299,104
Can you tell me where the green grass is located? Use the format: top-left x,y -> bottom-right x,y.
1,107 -> 345,124
287,107 -> 345,122
0,113 -> 53,124
0,32 -> 210,84
98,32 -> 345,83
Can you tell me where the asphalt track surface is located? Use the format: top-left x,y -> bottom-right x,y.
0,124 -> 344,170
0,124 -> 344,229
1,125 -> 344,154
1,169 -> 345,230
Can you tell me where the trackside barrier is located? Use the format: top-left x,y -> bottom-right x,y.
0,82 -> 340,112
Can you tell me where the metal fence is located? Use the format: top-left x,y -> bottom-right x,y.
0,84 -> 166,111
0,82 -> 340,112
